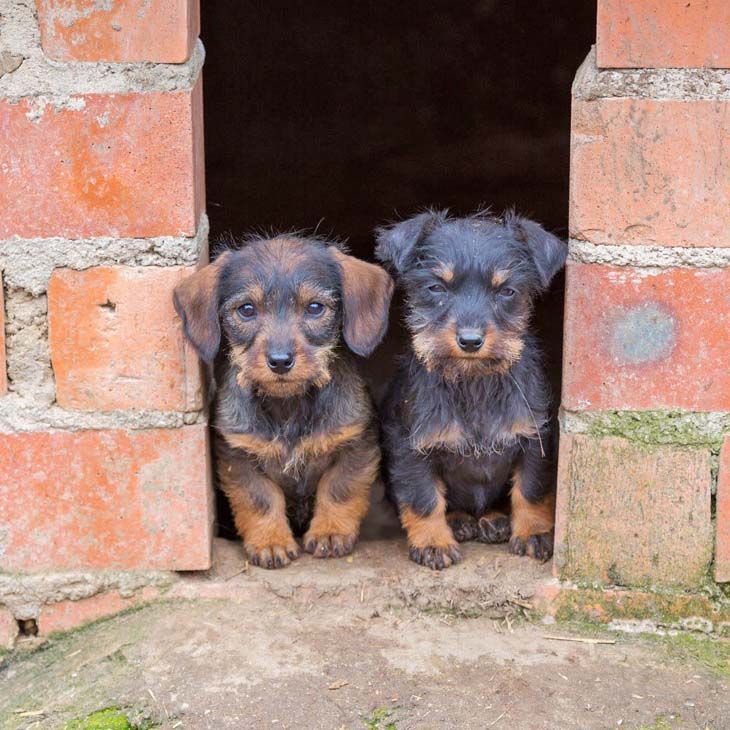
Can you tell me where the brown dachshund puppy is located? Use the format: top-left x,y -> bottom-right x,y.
174,236 -> 393,568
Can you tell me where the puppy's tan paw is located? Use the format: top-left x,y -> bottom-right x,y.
509,531 -> 553,562
245,540 -> 300,569
303,531 -> 357,559
409,543 -> 461,570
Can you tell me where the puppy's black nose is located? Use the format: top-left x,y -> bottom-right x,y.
456,329 -> 484,353
267,351 -> 295,374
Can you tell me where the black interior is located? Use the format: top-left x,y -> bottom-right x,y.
201,0 -> 596,539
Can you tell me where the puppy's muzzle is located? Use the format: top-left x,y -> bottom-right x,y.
267,349 -> 295,374
456,328 -> 484,353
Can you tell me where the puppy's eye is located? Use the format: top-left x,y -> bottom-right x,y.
305,301 -> 325,317
428,283 -> 447,294
499,287 -> 516,299
237,302 -> 256,319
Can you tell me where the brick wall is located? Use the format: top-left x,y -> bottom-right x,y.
555,1 -> 730,590
0,1 -> 211,592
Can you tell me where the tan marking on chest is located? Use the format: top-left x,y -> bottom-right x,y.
413,421 -> 465,452
510,420 -> 539,438
226,422 -> 366,473
224,432 -> 286,462
293,422 -> 367,461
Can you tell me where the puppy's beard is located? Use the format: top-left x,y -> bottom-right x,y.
411,328 -> 524,379
230,343 -> 335,398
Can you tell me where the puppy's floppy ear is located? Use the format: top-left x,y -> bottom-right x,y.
506,213 -> 567,290
330,248 -> 394,357
375,211 -> 442,274
173,252 -> 230,363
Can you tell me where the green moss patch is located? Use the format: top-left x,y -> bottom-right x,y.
64,707 -> 156,730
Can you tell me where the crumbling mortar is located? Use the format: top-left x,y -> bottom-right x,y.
0,214 -> 208,295
3,286 -> 55,404
0,394 -> 207,432
0,0 -> 205,100
569,239 -> 730,269
573,48 -> 730,101
561,409 -> 730,451
0,568 -> 176,620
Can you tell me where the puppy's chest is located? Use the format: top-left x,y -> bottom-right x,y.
223,422 -> 363,476
407,395 -> 539,458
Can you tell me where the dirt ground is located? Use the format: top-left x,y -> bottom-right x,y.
1,540 -> 728,730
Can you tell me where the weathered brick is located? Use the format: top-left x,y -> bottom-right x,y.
716,436 -> 730,582
0,273 -> 6,396
0,606 -> 16,649
535,583 -> 730,627
597,0 -> 730,68
48,266 -> 203,412
570,98 -> 730,247
0,80 -> 204,239
554,433 -> 713,589
562,262 -> 730,411
0,425 -> 212,572
40,586 -> 161,635
37,0 -> 200,63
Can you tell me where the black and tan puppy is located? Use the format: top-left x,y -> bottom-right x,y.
174,236 -> 393,568
375,211 -> 567,569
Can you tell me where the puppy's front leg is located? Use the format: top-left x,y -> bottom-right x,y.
388,446 -> 460,569
303,438 -> 379,559
218,450 -> 299,569
399,479 -> 461,570
509,439 -> 555,562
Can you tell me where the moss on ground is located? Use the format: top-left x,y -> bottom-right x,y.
362,706 -> 399,730
636,717 -> 677,730
647,632 -> 730,679
64,707 -> 158,730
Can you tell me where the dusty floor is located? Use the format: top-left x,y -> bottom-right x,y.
1,540 -> 728,730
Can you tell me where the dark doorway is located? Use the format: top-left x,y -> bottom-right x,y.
201,0 -> 595,538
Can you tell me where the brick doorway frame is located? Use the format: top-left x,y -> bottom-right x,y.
0,1 -> 728,643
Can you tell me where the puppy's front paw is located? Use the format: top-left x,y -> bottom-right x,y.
409,543 -> 461,570
245,540 -> 300,569
446,513 -> 478,543
509,531 -> 553,562
303,531 -> 357,559
477,513 -> 511,544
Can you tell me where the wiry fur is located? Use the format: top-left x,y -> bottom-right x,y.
174,235 -> 393,568
375,210 -> 567,569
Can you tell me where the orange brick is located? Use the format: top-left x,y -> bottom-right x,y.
554,434 -> 713,589
716,436 -> 730,582
562,262 -> 730,411
0,273 -> 6,396
597,0 -> 730,68
0,606 -> 16,649
570,98 -> 730,247
37,0 -> 199,63
48,266 -> 203,412
40,586 -> 161,635
0,80 -> 204,239
0,425 -> 212,572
